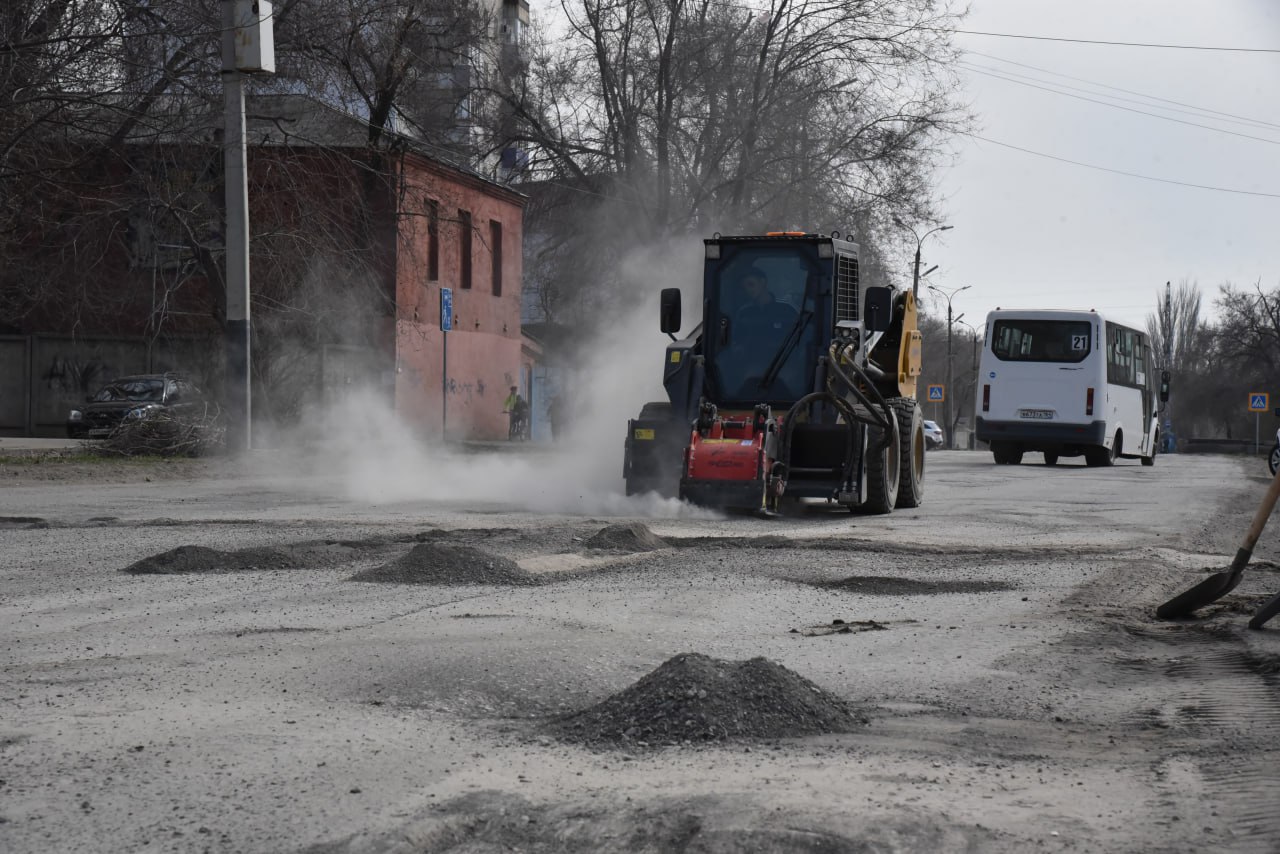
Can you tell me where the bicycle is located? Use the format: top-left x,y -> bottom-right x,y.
507,408 -> 530,441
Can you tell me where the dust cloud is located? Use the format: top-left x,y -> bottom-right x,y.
290,240 -> 712,518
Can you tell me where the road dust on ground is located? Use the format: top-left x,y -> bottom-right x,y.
2,451 -> 1280,853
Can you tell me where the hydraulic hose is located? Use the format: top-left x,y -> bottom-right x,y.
826,340 -> 894,448
776,390 -> 862,497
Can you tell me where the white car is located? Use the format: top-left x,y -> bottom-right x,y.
923,420 -> 944,450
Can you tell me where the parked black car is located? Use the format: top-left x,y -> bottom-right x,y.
68,374 -> 207,439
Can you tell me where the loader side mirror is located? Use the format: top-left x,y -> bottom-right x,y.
1159,370 -> 1170,403
659,288 -> 682,335
863,287 -> 892,333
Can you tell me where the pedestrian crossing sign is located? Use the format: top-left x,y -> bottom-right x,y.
1249,392 -> 1269,412
927,384 -> 945,402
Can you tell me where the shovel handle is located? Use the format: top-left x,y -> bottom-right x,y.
1240,464 -> 1280,558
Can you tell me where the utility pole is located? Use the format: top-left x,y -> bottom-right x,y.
959,318 -> 981,449
1163,281 -> 1173,453
928,283 -> 970,449
221,0 -> 274,453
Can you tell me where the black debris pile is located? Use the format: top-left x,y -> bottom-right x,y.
351,543 -> 543,586
583,522 -> 668,552
546,653 -> 862,748
811,576 -> 1015,595
791,619 -> 894,636
123,545 -> 301,574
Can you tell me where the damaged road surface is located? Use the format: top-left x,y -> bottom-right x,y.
2,453 -> 1279,853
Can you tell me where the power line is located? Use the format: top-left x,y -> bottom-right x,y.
960,61 -> 1280,135
699,2 -> 1279,54
965,49 -> 1280,131
964,133 -> 1280,198
959,63 -> 1280,147
940,27 -> 1280,53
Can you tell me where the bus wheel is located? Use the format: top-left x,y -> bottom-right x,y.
1086,442 -> 1116,467
1044,452 -> 1059,466
992,442 -> 1023,465
1141,433 -> 1157,466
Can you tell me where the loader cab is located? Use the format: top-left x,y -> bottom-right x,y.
701,234 -> 858,408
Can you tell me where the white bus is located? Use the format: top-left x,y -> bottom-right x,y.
975,309 -> 1168,466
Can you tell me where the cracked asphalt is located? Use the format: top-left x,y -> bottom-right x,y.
2,449 -> 1279,853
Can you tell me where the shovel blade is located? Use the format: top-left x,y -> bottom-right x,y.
1156,571 -> 1242,619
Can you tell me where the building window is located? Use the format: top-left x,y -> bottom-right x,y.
459,209 -> 472,290
427,200 -> 439,281
490,220 -> 503,296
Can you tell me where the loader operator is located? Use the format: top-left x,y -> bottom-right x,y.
734,267 -> 797,334
721,267 -> 801,397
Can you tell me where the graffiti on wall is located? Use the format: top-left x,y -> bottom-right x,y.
33,339 -> 147,425
42,354 -> 114,396
445,376 -> 486,403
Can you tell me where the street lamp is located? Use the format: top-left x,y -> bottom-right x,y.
928,283 -> 970,450
893,219 -> 953,301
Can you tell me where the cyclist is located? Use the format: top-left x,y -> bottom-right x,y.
503,386 -> 530,440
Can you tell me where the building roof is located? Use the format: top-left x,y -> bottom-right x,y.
71,93 -> 524,200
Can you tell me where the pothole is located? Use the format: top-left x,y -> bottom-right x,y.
808,576 -> 1016,595
0,516 -> 49,529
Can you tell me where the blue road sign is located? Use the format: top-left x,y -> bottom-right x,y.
927,384 -> 945,402
1249,392 -> 1268,412
440,287 -> 453,331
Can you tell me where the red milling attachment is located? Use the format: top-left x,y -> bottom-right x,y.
685,414 -> 770,483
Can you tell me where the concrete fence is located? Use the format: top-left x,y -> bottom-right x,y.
0,334 -> 220,438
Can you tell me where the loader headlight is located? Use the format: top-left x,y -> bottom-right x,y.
69,409 -> 83,422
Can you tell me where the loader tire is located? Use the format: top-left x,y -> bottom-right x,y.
858,407 -> 900,515
888,397 -> 925,509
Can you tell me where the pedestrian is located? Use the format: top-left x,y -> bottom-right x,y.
548,394 -> 565,441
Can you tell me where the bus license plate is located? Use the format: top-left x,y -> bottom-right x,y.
1019,409 -> 1054,419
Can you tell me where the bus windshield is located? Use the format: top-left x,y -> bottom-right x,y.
991,319 -> 1092,364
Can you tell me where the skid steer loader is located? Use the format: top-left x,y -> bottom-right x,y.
622,231 -> 926,514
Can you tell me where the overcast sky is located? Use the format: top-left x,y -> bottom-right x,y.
925,0 -> 1280,331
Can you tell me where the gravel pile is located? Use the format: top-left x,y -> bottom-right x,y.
123,545 -> 301,574
583,522 -> 668,552
546,653 -> 862,748
350,543 -> 543,586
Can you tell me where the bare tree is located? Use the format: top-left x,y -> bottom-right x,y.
498,0 -> 969,325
